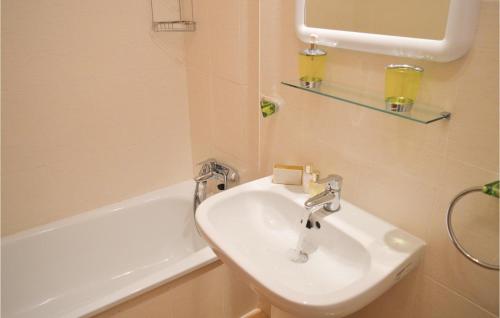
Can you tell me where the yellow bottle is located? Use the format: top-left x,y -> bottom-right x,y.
308,172 -> 324,196
299,34 -> 327,89
384,64 -> 424,112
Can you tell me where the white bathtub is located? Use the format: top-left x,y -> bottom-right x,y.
1,180 -> 217,318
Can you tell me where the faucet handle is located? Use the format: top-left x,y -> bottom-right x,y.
196,158 -> 217,167
196,159 -> 217,177
317,174 -> 343,191
195,158 -> 239,183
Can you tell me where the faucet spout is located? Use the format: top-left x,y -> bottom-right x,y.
193,159 -> 239,235
303,174 -> 343,213
304,191 -> 336,212
193,159 -> 239,211
194,171 -> 215,183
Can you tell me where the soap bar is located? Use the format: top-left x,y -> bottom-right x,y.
272,164 -> 303,185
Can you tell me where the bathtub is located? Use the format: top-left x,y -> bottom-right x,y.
1,180 -> 217,318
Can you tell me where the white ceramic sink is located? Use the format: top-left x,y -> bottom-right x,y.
196,176 -> 425,317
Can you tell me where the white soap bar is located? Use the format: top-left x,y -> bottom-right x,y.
272,164 -> 303,185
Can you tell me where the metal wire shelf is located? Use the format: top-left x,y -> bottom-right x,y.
153,21 -> 196,32
150,0 -> 196,32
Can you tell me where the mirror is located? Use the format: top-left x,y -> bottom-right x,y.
296,0 -> 480,62
305,0 -> 450,41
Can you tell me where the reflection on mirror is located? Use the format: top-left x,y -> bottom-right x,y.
305,0 -> 450,40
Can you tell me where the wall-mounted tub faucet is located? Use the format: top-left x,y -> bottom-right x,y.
193,159 -> 238,214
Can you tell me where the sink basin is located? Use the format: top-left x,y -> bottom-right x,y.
196,176 -> 425,317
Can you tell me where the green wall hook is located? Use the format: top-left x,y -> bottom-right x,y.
482,180 -> 499,198
260,96 -> 283,118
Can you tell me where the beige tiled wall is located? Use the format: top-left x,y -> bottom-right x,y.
185,0 -> 260,182
1,0 -> 194,235
260,0 -> 499,317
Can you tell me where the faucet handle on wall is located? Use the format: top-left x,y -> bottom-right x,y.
317,174 -> 343,192
195,158 -> 239,186
196,158 -> 217,167
196,158 -> 217,176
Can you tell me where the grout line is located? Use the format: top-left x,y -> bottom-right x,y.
423,274 -> 499,317
444,156 -> 500,177
257,0 -> 262,176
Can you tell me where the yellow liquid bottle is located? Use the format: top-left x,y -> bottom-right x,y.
385,64 -> 424,112
308,172 -> 324,196
299,34 -> 327,88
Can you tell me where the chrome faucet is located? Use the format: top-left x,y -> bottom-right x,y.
193,159 -> 238,212
304,174 -> 343,213
291,174 -> 343,262
194,159 -> 238,189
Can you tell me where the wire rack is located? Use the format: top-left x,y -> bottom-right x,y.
153,21 -> 196,32
150,0 -> 196,32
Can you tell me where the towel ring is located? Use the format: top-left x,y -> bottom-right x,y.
446,186 -> 499,271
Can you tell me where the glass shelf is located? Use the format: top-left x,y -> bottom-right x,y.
281,80 -> 451,124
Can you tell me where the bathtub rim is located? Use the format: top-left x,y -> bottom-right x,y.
2,179 -> 195,244
1,179 -> 218,318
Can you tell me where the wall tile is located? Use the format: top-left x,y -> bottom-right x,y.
184,0 -> 213,73
208,0 -> 247,84
221,266 -> 259,317
353,164 -> 439,240
446,48 -> 499,173
474,1 -> 500,51
424,160 -> 499,315
2,0 -> 193,235
186,67 -> 214,168
413,276 -> 497,318
346,269 -> 423,318
211,78 -> 247,160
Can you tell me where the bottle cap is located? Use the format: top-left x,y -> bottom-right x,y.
385,64 -> 424,72
302,34 -> 326,56
311,172 -> 319,182
305,164 -> 313,174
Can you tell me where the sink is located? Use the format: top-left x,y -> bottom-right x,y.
196,176 -> 425,317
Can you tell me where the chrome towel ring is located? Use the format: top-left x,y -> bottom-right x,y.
446,185 -> 499,271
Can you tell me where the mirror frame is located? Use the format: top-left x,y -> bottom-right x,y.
296,0 -> 480,62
